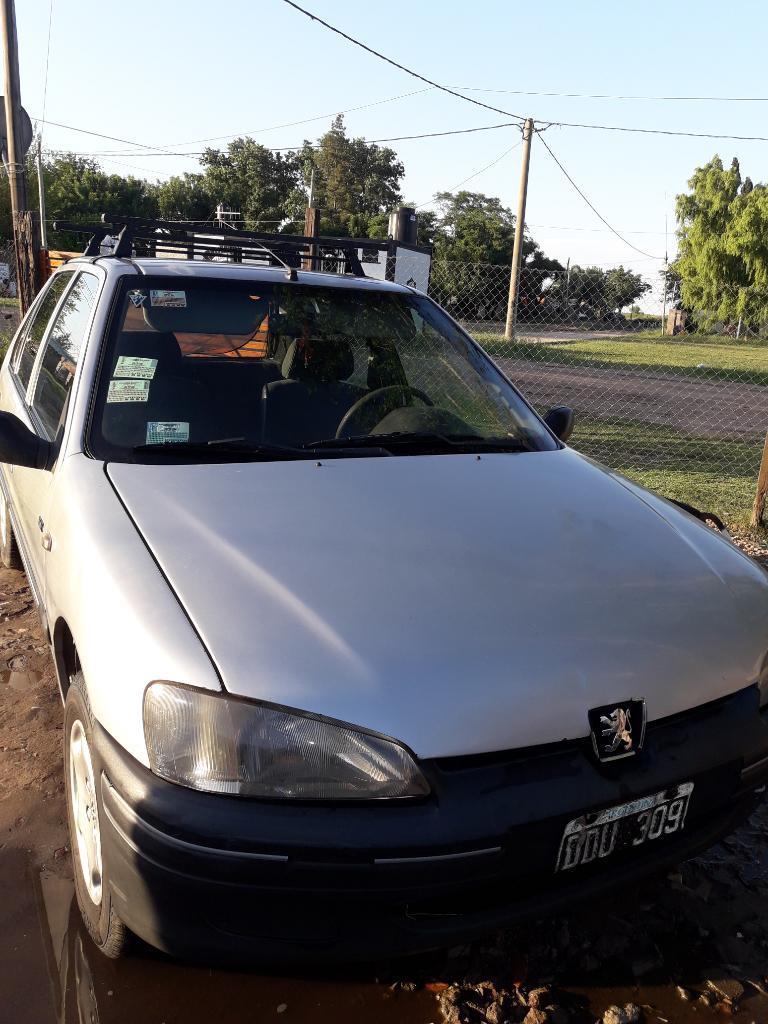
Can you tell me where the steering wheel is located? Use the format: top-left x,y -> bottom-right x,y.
335,385 -> 433,439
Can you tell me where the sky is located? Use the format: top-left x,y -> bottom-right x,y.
14,0 -> 768,301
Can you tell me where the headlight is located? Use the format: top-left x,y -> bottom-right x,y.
143,682 -> 430,800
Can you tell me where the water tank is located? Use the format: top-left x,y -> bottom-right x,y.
388,206 -> 418,245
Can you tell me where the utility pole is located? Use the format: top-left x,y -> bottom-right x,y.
504,118 -> 534,342
564,256 -> 571,318
1,0 -> 25,218
36,136 -> 46,248
303,168 -> 319,271
661,211 -> 668,335
1,0 -> 40,313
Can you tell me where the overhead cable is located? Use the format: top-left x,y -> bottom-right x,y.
278,0 -> 526,123
537,134 -> 663,260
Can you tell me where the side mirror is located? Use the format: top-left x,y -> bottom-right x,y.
544,405 -> 575,443
0,412 -> 53,470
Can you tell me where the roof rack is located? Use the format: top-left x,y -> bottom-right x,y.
51,216 -> 432,283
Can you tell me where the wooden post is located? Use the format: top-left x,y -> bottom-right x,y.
751,429 -> 768,528
14,209 -> 42,314
504,118 -> 534,342
303,206 -> 320,271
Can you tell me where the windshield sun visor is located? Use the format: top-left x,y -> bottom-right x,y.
142,290 -> 270,336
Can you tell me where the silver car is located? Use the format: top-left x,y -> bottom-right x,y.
1,247 -> 768,963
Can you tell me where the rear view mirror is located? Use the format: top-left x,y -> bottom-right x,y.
0,412 -> 53,470
544,405 -> 575,443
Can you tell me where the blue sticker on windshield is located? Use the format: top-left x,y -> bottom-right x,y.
145,421 -> 190,445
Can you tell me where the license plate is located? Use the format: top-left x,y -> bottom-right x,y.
555,782 -> 694,872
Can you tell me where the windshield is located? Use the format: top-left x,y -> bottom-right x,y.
89,276 -> 557,462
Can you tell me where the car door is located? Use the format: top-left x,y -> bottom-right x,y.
5,271 -> 99,600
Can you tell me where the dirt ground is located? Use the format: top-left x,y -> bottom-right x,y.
3,536 -> 768,1024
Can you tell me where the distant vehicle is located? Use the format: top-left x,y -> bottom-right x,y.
1,219 -> 767,963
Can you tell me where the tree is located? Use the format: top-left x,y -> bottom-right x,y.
198,139 -> 304,229
673,155 -> 768,330
154,172 -> 214,222
546,265 -> 649,319
430,190 -> 517,265
426,190 -> 563,320
26,153 -> 158,250
603,266 -> 651,311
298,115 -> 404,236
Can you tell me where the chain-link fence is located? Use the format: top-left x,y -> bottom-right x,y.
0,241 -> 18,356
429,261 -> 768,526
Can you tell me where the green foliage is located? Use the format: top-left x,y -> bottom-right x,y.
154,172 -> 214,222
426,191 -> 563,319
198,139 -> 305,228
431,191 -> 518,264
546,265 -> 650,317
37,154 -> 158,249
674,155 -> 768,330
298,115 -> 404,236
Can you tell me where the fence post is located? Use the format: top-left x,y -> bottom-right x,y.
504,118 -> 534,342
14,209 -> 42,314
302,205 -> 320,271
751,429 -> 768,528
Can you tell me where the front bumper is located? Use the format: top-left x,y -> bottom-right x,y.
95,685 -> 768,963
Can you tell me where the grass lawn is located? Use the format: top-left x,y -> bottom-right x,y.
571,416 -> 762,528
475,332 -> 768,386
0,297 -> 17,308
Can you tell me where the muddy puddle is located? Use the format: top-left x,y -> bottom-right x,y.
1,853 -> 440,1024
3,843 -> 768,1024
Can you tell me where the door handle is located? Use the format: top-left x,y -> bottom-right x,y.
38,516 -> 51,551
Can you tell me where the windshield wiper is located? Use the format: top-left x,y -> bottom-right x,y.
131,439 -> 309,460
304,432 -> 533,453
130,438 -> 392,460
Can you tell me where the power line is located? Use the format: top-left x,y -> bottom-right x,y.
39,0 -> 54,142
549,119 -> 768,142
452,85 -> 768,103
52,120 -> 524,160
34,118 -> 196,157
162,86 -> 434,148
47,111 -> 768,162
416,141 -> 522,208
278,0 -> 526,123
537,134 -> 663,260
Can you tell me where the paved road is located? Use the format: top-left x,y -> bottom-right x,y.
496,357 -> 768,441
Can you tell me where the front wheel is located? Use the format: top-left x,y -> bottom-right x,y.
64,671 -> 128,958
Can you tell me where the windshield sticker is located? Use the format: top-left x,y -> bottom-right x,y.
150,289 -> 187,308
127,289 -> 146,308
114,356 -> 157,380
146,421 -> 190,445
106,379 -> 150,404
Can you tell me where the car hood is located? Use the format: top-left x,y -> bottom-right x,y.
107,449 -> 768,758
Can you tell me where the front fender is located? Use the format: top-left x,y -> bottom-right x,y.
43,455 -> 221,767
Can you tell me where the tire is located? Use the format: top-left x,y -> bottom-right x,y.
64,671 -> 129,959
0,492 -> 22,570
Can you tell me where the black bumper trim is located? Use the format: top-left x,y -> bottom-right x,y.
92,685 -> 768,961
373,847 -> 502,865
101,776 -> 289,863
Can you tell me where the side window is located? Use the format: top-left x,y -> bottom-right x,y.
30,273 -> 99,439
13,272 -> 72,390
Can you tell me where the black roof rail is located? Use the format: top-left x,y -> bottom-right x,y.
51,217 -> 432,281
